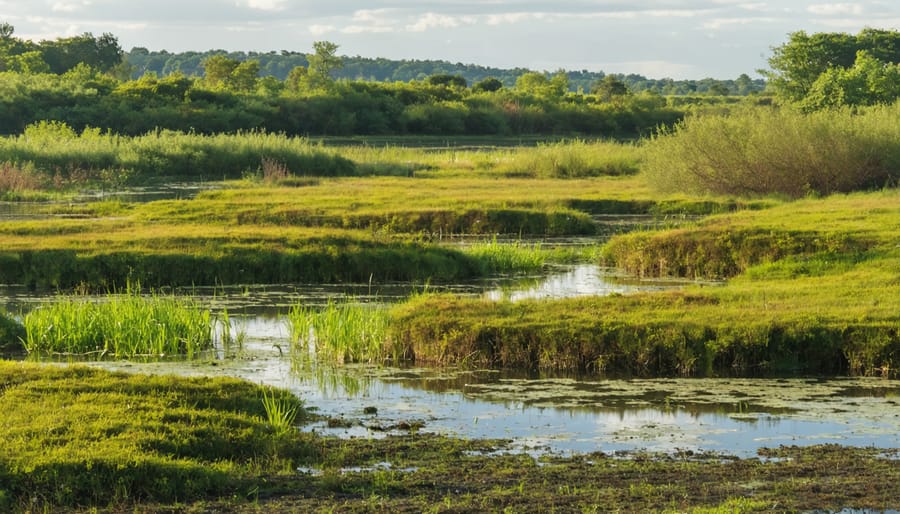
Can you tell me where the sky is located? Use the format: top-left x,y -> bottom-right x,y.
2,1 -> 899,79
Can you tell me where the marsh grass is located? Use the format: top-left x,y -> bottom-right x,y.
288,299 -> 394,364
23,286 -> 213,358
466,238 -> 545,274
0,362 -> 315,510
261,387 -> 301,435
392,190 -> 900,376
0,126 -> 357,183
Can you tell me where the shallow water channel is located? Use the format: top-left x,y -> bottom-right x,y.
4,265 -> 900,459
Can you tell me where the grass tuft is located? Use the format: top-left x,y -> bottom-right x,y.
23,286 -> 213,358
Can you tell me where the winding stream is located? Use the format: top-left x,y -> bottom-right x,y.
5,265 -> 899,458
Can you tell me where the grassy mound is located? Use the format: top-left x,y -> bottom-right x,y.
0,362 -> 314,511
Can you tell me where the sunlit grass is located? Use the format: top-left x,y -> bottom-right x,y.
23,286 -> 213,358
288,299 -> 393,364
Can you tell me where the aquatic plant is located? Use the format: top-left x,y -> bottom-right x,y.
0,310 -> 25,353
22,286 -> 213,358
260,387 -> 301,435
288,299 -> 395,364
466,238 -> 545,274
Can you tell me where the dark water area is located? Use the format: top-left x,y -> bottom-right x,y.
0,183 -> 212,221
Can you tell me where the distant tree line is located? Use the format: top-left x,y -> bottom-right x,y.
125,48 -> 766,97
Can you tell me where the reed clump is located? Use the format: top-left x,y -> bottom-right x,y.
288,300 -> 394,364
23,287 -> 213,357
0,124 -> 358,183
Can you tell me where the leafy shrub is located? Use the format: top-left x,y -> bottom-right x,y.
642,105 -> 900,197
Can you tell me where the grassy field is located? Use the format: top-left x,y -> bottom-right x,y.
391,189 -> 900,376
0,362 -> 897,513
0,172 -> 739,290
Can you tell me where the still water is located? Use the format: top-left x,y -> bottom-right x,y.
4,265 -> 899,458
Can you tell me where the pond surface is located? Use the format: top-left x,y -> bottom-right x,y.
5,265 -> 898,459
90,323 -> 900,460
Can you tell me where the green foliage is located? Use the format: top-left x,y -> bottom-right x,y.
23,286 -> 213,357
642,105 -> 900,197
392,190 -> 900,376
0,126 -> 357,182
591,75 -> 630,102
307,41 -> 342,87
0,362 -> 314,510
764,28 -> 900,106
288,300 -> 393,364
260,387 -> 301,435
466,239 -> 545,274
802,51 -> 900,110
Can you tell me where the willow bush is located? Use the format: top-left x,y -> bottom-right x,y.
642,104 -> 900,198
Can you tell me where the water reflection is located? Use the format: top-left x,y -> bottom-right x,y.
5,265 -> 897,458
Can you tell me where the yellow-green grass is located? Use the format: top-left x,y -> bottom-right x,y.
23,288 -> 213,358
390,189 -> 900,376
0,361 -> 314,511
0,176 -> 756,288
288,300 -> 393,364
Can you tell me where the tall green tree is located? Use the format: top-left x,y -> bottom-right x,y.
763,29 -> 900,103
201,55 -> 239,87
40,32 -> 123,73
307,41 -> 342,87
801,50 -> 900,110
591,75 -> 629,101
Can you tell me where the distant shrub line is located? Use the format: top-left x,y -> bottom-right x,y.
0,124 -> 356,183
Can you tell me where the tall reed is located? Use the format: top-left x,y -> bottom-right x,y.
466,238 -> 545,274
23,287 -> 213,357
287,299 -> 393,364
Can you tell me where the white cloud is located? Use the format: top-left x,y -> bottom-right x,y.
738,3 -> 769,11
309,24 -> 337,36
807,3 -> 864,16
406,12 -> 471,32
243,0 -> 286,11
52,0 -> 92,13
703,16 -> 777,29
485,12 -> 547,25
